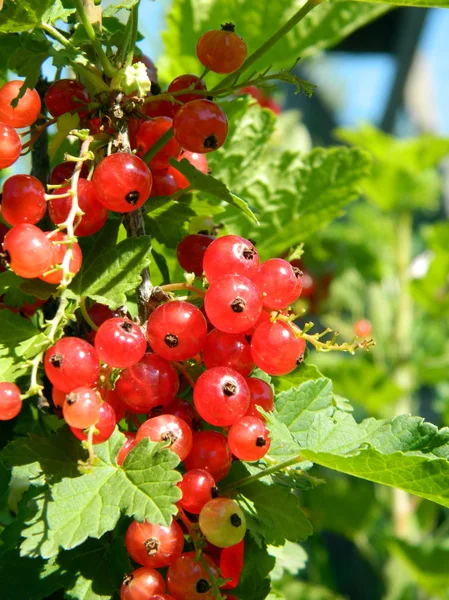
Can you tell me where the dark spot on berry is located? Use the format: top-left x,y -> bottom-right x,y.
230,513 -> 242,527
296,354 -> 305,365
293,266 -> 303,278
231,297 -> 246,313
207,168 -> 213,175
223,382 -> 237,396
125,190 -> 140,205
197,229 -> 210,235
164,333 -> 179,348
66,392 -> 78,406
242,246 -> 256,260
161,430 -> 178,445
204,135 -> 218,150
120,320 -> 133,333
196,579 -> 211,593
211,486 -> 219,498
256,436 -> 267,447
144,537 -> 159,556
245,334 -> 252,344
49,352 -> 63,368
122,574 -> 133,586
221,22 -> 236,32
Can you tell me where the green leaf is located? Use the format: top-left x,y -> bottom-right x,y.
145,200 -> 196,249
268,541 -> 307,580
49,112 -> 80,160
103,0 -> 140,17
42,0 -> 76,23
0,0 -> 55,33
0,311 -> 46,383
233,534 -> 275,600
7,31 -> 51,90
0,551 -> 66,600
343,0 -> 449,6
19,279 -> 57,300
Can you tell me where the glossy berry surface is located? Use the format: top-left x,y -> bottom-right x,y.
150,168 -> 180,197
0,382 -> 22,420
94,317 -> 147,368
40,232 -> 82,284
116,353 -> 179,413
120,567 -> 165,600
85,304 -> 121,343
251,320 -> 306,376
194,367 -> 250,426
245,377 -> 274,418
104,385 -> 127,421
158,398 -> 200,430
45,79 -> 90,118
48,161 -> 89,185
44,337 -> 100,393
202,329 -> 254,376
117,432 -> 137,466
176,234 -> 214,276
253,258 -> 303,309
178,469 -> 216,514
62,386 -> 101,429
142,98 -> 176,120
136,415 -> 193,461
173,100 -> 228,154
167,74 -> 207,108
167,552 -> 219,600
173,151 -> 209,189
136,117 -> 181,170
49,178 -> 108,237
0,80 -> 41,128
52,387 -> 65,408
146,301 -> 208,361
184,431 -> 232,482
228,416 -> 271,461
125,519 -> 184,568
92,154 -> 152,213
3,224 -> 53,278
70,401 -> 116,443
197,25 -> 247,74
0,123 -> 21,169
203,235 -> 259,283
1,175 -> 46,226
220,540 -> 244,589
204,274 -> 262,334
199,498 -> 247,548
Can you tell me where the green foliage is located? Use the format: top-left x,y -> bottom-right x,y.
0,0 -> 55,33
233,534 -> 276,600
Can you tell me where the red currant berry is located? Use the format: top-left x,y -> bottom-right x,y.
202,329 -> 254,376
253,258 -> 303,310
44,337 -> 100,393
117,432 -> 137,466
240,86 -> 281,114
0,123 -> 21,170
146,301 -> 208,361
242,308 -> 270,335
49,178 -> 108,237
136,117 -> 181,170
203,235 -> 259,283
62,386 -> 101,429
205,274 -> 262,334
70,400 -> 116,443
158,398 -> 201,430
120,566 -> 165,600
197,24 -> 247,74
176,234 -> 214,276
172,151 -> 209,189
133,54 -> 158,84
184,431 -> 232,482
220,540 -> 244,589
94,317 -> 147,368
143,98 -> 176,120
194,367 -> 250,426
168,74 -> 207,109
84,303 -> 121,343
116,354 -> 179,413
251,320 -> 306,376
92,154 -> 152,213
105,387 -> 127,422
48,162 -> 90,185
245,377 -> 274,418
3,224 -> 53,278
199,498 -> 246,548
178,469 -> 216,514
150,168 -> 180,197
167,552 -> 219,600
0,81 -> 41,128
136,415 -> 193,461
0,382 -> 22,420
52,386 -> 65,408
148,595 -> 175,600
125,519 -> 184,568
228,416 -> 270,461
1,175 -> 46,226
39,232 -> 82,284
45,79 -> 90,118
355,318 -> 372,338
173,100 -> 228,153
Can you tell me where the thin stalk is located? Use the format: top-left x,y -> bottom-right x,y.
79,297 -> 98,331
124,4 -> 139,70
142,129 -> 174,164
220,455 -> 305,493
159,283 -> 206,297
116,7 -> 134,66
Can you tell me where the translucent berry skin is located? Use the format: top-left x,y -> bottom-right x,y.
197,28 -> 247,74
253,258 -> 303,310
178,469 -> 216,514
116,354 -> 179,414
0,123 -> 21,170
45,79 -> 90,118
125,519 -> 184,568
104,386 -> 127,422
70,401 -> 116,443
158,398 -> 200,430
199,498 -> 247,548
176,234 -> 214,276
204,274 -> 262,334
1,175 -> 46,226
355,318 -> 372,338
150,168 -> 180,197
48,162 -> 89,185
167,552 -> 219,600
94,317 -> 147,368
44,337 -> 100,393
3,224 -> 53,279
184,431 -> 231,482
85,304 -> 121,343
39,232 -> 82,284
228,416 -> 271,461
49,178 -> 108,237
146,301 -> 208,362
0,382 -> 22,420
194,367 -> 250,427
245,377 -> 274,418
173,151 -> 209,189
173,100 -> 228,154
148,595 -> 175,600
202,329 -> 254,376
251,320 -> 306,376
203,235 -> 259,283
136,117 -> 181,170
167,74 -> 207,109
136,415 -> 193,461
143,98 -> 176,120
0,80 -> 41,128
62,386 -> 101,429
93,154 -> 152,213
220,540 -> 244,589
120,566 -> 165,600
52,387 -> 65,408
117,432 -> 137,466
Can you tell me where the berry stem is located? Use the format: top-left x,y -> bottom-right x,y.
79,297 -> 99,331
142,128 -> 175,164
220,455 -> 306,493
116,4 -> 135,66
158,282 -> 206,297
124,3 -> 139,70
172,362 -> 196,390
